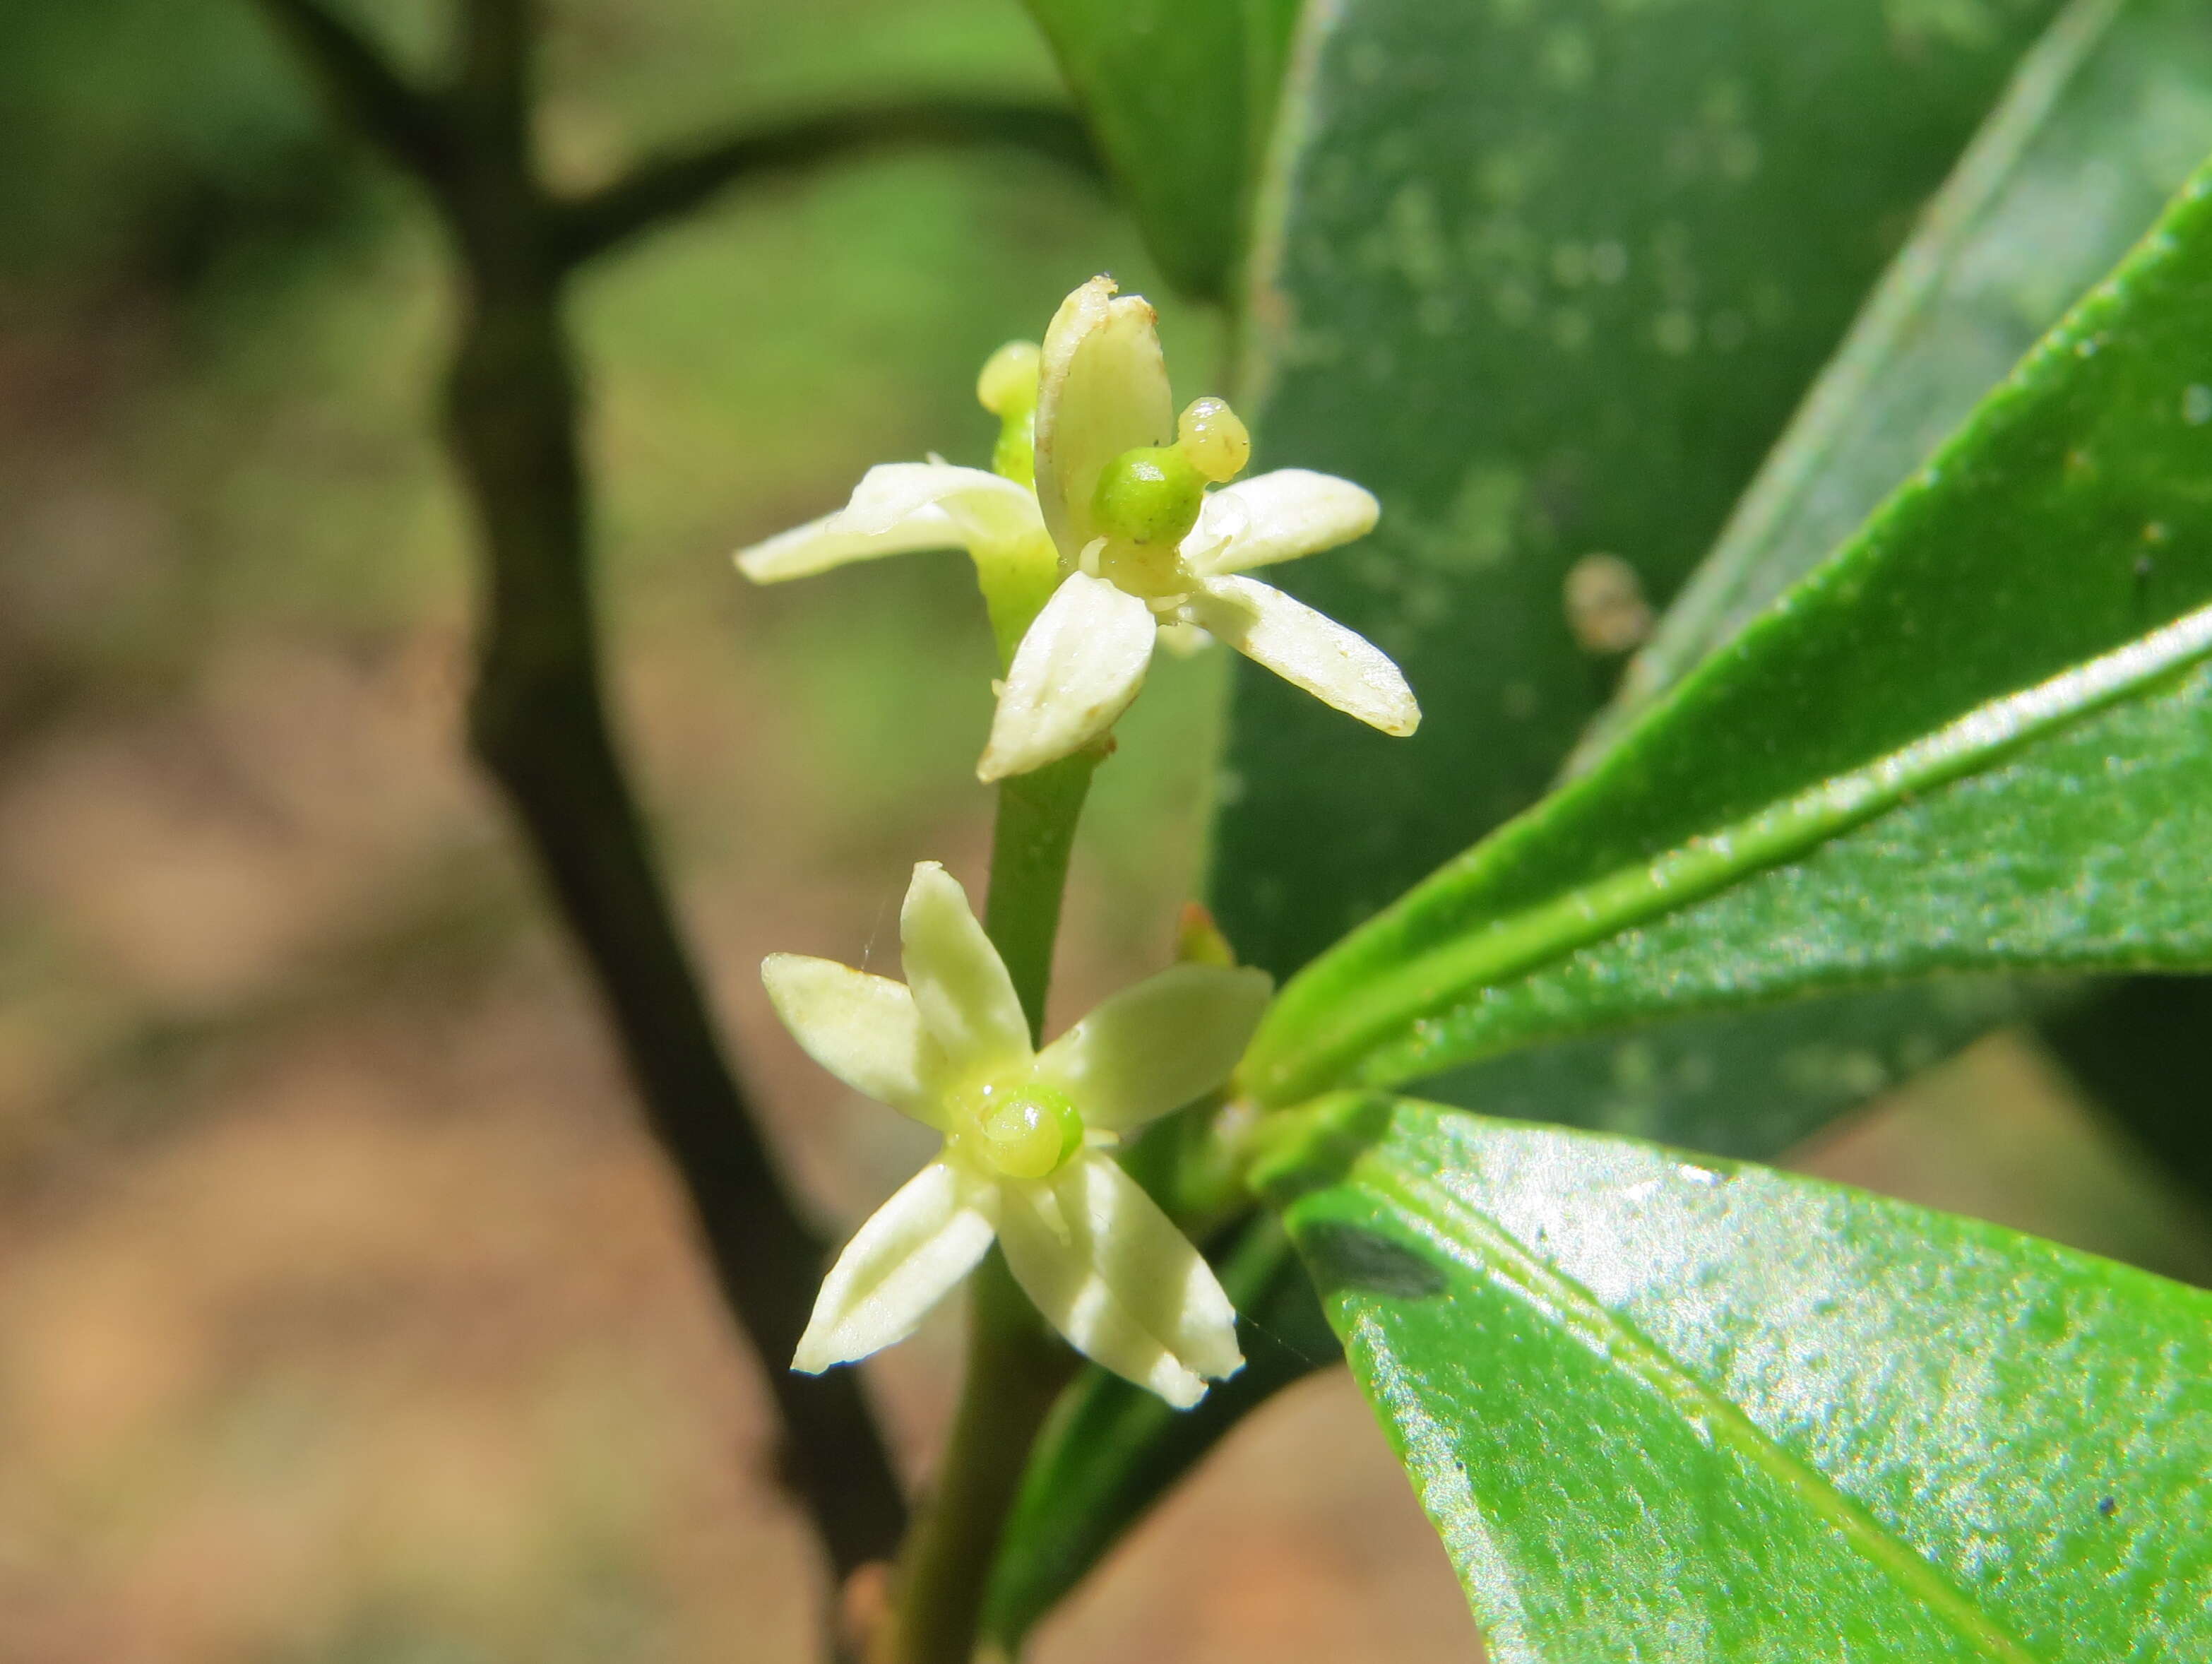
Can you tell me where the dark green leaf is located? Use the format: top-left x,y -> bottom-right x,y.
1581,0 -> 2212,757
1420,0 -> 2212,1159
1021,0 -> 1298,299
1256,1093 -> 2212,1661
1213,0 -> 2062,980
1244,158 -> 2212,1107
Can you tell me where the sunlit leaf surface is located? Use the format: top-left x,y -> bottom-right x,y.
1258,1093 -> 2212,1663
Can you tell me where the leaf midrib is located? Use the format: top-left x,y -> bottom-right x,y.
1246,598 -> 2212,1105
1354,1148 -> 2043,1663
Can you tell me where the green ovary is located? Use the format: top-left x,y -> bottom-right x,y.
1093,446 -> 1206,549
954,1079 -> 1083,1179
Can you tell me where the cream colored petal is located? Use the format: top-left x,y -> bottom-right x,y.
1187,469 -> 1381,575
845,463 -> 1041,547
900,862 -> 1031,1078
792,1161 -> 997,1373
1184,576 -> 1420,736
1034,964 -> 1273,1132
976,572 -> 1156,783
997,1153 -> 1243,1408
735,463 -> 1038,582
761,954 -> 946,1129
1033,277 -> 1175,564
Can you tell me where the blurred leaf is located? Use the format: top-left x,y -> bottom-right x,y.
1021,0 -> 1300,299
1254,1093 -> 2212,1663
1244,158 -> 2212,1106
1583,0 -> 2212,756
1212,0 -> 2064,981
1382,0 -> 2212,1143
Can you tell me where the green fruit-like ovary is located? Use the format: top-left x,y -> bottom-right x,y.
1093,445 -> 1206,547
958,1079 -> 1084,1179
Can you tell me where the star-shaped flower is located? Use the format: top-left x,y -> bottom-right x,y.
766,862 -> 1270,1407
737,276 -> 1419,782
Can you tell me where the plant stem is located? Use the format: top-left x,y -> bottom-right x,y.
875,750 -> 1100,1663
984,750 -> 1102,1035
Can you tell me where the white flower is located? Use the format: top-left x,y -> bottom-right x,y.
766,862 -> 1270,1408
736,277 -> 1419,783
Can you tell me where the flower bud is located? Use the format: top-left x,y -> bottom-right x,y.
1176,397 -> 1250,484
977,340 -> 1042,416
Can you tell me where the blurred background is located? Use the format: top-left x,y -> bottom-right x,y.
2,3 -> 2208,1661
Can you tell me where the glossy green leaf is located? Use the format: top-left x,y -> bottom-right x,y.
1255,1093 -> 2212,1661
1213,0 -> 2063,980
1243,158 -> 2212,1108
1581,0 -> 2212,758
1021,0 -> 1298,299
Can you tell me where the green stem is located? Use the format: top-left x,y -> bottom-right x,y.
984,750 -> 1102,1035
876,1254 -> 1075,1664
876,749 -> 1100,1664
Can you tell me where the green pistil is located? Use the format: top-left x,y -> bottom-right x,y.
1093,444 -> 1206,548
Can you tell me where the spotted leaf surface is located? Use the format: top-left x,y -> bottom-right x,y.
1213,0 -> 2062,978
1243,157 -> 2212,1107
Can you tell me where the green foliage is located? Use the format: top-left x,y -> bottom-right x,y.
987,0 -> 2212,1653
1244,155 -> 2212,1105
1589,0 -> 2212,744
1254,1093 -> 2212,1662
1211,0 -> 2064,983
1020,0 -> 1298,299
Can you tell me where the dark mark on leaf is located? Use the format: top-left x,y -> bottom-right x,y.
1297,1220 -> 1448,1300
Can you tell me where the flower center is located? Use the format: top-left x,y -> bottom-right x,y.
1089,396 -> 1254,593
950,1077 -> 1083,1180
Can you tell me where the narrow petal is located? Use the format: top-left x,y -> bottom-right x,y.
761,954 -> 946,1129
792,1162 -> 997,1373
997,1153 -> 1244,1408
1184,576 -> 1420,736
1033,278 -> 1175,564
1034,964 -> 1273,1132
845,463 -> 1041,547
1187,469 -> 1381,575
976,572 -> 1157,783
900,862 -> 1031,1078
735,463 -> 1038,582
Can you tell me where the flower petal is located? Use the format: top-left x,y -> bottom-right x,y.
761,954 -> 945,1129
1034,964 -> 1273,1132
736,463 -> 1038,582
1187,469 -> 1381,574
977,572 -> 1157,783
792,1161 -> 997,1373
1184,575 -> 1420,736
900,862 -> 1032,1077
997,1152 -> 1244,1408
1033,278 -> 1175,565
